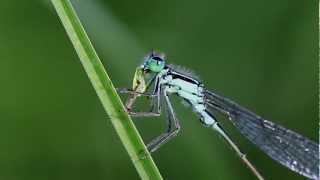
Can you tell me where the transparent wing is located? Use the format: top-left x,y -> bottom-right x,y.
204,90 -> 319,180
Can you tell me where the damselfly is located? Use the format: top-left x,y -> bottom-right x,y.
118,51 -> 319,180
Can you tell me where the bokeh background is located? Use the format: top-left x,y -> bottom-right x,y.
0,0 -> 317,179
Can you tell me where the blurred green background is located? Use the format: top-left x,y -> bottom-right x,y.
0,0 -> 317,179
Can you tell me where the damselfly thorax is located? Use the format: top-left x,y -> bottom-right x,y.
158,67 -> 216,126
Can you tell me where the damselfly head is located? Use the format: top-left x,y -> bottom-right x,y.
142,50 -> 166,73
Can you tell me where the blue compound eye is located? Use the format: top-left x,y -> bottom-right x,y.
145,56 -> 165,72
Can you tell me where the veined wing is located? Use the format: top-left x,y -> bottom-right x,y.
204,90 -> 319,180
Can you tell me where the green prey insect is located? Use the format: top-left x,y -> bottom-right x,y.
118,51 -> 319,180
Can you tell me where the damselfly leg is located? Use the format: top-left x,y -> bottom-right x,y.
117,85 -> 181,153
147,87 -> 181,152
117,88 -> 161,117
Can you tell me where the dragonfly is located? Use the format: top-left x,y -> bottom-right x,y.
118,51 -> 319,180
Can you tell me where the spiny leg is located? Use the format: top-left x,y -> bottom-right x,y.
118,84 -> 181,152
117,87 -> 161,117
117,88 -> 157,97
128,88 -> 162,117
147,90 -> 181,153
117,76 -> 162,117
212,122 -> 264,180
147,83 -> 162,116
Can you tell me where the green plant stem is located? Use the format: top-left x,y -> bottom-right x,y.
50,0 -> 162,179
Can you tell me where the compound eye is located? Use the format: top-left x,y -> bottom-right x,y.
146,57 -> 165,72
